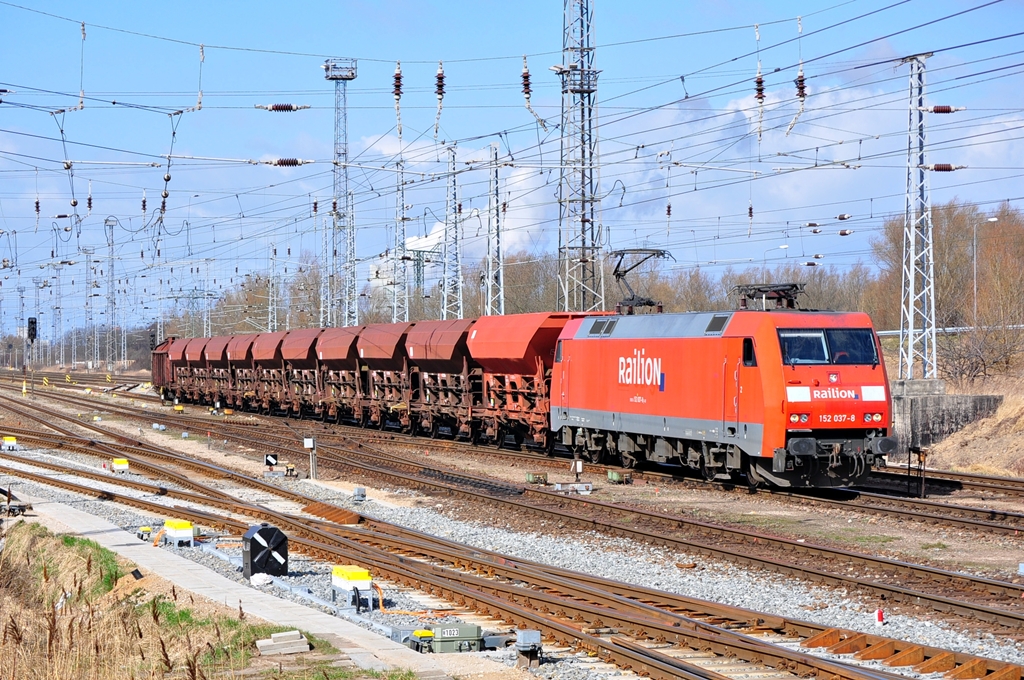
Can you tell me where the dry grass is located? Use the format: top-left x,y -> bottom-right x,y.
927,375 -> 1024,475
0,521 -> 361,679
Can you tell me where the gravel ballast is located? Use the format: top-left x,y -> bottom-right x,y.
3,447 -> 1023,673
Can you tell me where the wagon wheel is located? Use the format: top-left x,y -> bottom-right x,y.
429,421 -> 440,439
513,431 -> 525,450
543,435 -> 556,457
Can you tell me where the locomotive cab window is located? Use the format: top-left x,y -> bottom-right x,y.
825,328 -> 878,365
742,338 -> 756,367
779,328 -> 878,365
589,319 -> 608,336
554,340 -> 563,362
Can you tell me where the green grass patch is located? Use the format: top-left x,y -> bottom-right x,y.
58,534 -> 123,593
920,541 -> 948,550
852,534 -> 900,545
725,513 -> 802,531
145,595 -> 213,629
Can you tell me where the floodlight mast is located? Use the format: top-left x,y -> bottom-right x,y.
323,58 -> 358,327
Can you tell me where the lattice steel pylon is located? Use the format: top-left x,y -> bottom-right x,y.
485,142 -> 505,315
81,247 -> 95,368
392,61 -> 409,323
104,218 -> 116,371
556,0 -> 605,313
32,278 -> 43,365
16,286 -> 25,367
440,146 -> 463,320
392,162 -> 410,323
319,216 -> 330,328
268,244 -> 278,332
324,58 -> 358,327
898,54 -> 937,380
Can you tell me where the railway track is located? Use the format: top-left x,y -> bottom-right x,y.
25,375 -> 1024,503
1,443 -> 1021,680
3,391 -> 1024,633
239,416 -> 1024,537
868,467 -> 1024,499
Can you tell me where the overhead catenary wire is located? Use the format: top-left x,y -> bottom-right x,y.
1,1 -> 1021,331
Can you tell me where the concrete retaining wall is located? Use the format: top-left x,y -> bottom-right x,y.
890,379 -> 1002,458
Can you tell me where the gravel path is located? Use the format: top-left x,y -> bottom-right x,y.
3,446 -> 1023,678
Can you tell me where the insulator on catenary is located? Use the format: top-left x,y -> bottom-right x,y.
34,199 -> 40,216
666,203 -> 672,217
522,55 -> 547,131
921,163 -> 965,172
919,105 -> 964,114
255,104 -> 310,112
434,61 -> 445,140
786,62 -> 807,137
142,191 -> 147,214
393,63 -> 403,100
87,181 -> 92,212
160,198 -> 167,214
394,61 -> 404,138
754,63 -> 765,142
265,158 -> 312,167
312,199 -> 318,215
332,199 -> 338,214
435,61 -> 446,100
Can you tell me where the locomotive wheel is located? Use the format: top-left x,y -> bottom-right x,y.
620,451 -> 637,469
746,463 -> 764,491
699,456 -> 717,482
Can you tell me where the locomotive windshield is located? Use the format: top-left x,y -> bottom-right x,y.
778,328 -> 878,365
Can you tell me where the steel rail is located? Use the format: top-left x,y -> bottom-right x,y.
0,460 -> 899,680
7,390 -> 1024,630
4,435 -> 1021,680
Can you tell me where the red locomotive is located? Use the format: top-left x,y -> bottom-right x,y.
153,298 -> 896,487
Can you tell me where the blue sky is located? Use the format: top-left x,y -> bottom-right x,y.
1,0 -> 1022,335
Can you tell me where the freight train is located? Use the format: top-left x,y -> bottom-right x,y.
152,304 -> 897,488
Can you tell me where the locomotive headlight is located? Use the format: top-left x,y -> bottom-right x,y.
799,414 -> 809,423
864,413 -> 872,423
872,413 -> 883,422
790,414 -> 799,423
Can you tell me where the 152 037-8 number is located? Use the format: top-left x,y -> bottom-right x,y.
819,414 -> 855,423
